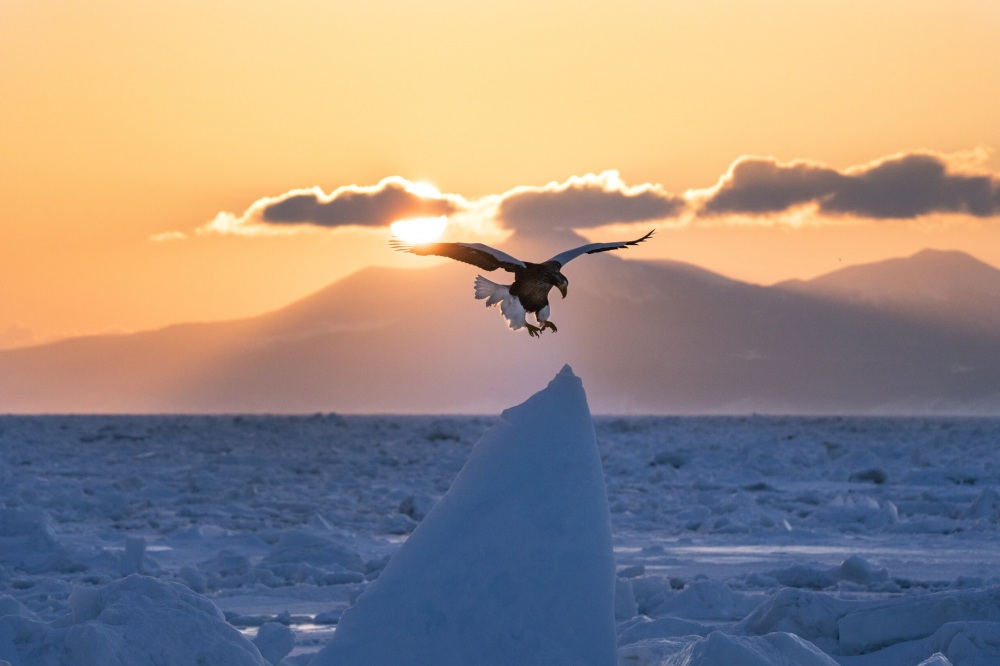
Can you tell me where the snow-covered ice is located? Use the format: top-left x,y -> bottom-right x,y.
0,368 -> 999,664
0,575 -> 268,665
314,365 -> 616,665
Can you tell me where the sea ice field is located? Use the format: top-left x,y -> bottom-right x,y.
1,394 -> 999,663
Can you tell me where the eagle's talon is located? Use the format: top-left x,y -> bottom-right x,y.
526,324 -> 542,337
541,321 -> 558,333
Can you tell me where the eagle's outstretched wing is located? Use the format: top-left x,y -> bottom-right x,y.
390,238 -> 526,272
545,229 -> 655,268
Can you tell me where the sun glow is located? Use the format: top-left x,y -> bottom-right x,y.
408,181 -> 442,198
390,216 -> 448,244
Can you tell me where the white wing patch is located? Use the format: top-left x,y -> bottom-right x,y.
545,229 -> 655,267
474,275 -> 527,330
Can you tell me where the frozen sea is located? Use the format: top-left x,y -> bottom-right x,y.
1,412 -> 999,664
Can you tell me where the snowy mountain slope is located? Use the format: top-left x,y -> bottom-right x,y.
1,252 -> 999,414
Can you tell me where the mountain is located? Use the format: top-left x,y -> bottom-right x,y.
776,249 -> 1000,336
1,249 -> 999,414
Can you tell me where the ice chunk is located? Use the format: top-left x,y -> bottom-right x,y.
616,578 -> 638,620
397,493 -> 438,522
0,574 -> 266,665
962,488 -> 1000,522
838,555 -> 888,586
313,365 -> 617,666
618,615 -> 712,646
618,630 -> 837,665
837,586 -> 1000,655
120,536 -> 146,576
178,565 -> 207,593
260,530 -> 364,571
652,579 -> 758,621
736,587 -> 849,653
632,576 -> 678,616
252,621 -> 295,665
0,507 -> 67,574
846,621 -> 1000,664
0,595 -> 38,622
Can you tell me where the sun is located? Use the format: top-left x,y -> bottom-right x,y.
407,181 -> 442,198
390,216 -> 448,244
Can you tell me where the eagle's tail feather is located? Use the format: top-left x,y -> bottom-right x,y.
474,275 -> 527,330
476,275 -> 528,331
474,275 -> 508,308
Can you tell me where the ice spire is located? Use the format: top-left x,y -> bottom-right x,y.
313,365 -> 617,665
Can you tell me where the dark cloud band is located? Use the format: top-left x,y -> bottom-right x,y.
701,153 -> 1000,219
191,151 -> 1000,239
496,173 -> 686,232
261,179 -> 460,228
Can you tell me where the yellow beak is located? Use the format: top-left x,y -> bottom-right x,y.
557,284 -> 567,298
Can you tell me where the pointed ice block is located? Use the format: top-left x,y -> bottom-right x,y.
313,365 -> 617,665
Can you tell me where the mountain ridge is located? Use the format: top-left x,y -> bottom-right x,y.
1,249 -> 998,415
776,248 -> 1000,335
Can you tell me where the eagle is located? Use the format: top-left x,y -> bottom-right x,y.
390,230 -> 654,336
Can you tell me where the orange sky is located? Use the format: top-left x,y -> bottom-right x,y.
2,0 -> 999,348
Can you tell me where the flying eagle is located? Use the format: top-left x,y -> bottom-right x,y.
390,230 -> 654,337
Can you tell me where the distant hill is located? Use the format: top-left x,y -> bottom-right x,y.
776,249 -> 1000,336
1,248 -> 999,414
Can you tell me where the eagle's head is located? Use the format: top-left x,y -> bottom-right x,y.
536,261 -> 569,298
554,273 -> 569,298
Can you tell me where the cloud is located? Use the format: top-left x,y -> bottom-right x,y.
696,152 -> 1000,219
826,153 -> 999,218
177,149 -> 1000,242
193,171 -> 684,239
150,230 -> 188,242
198,177 -> 466,236
261,179 -> 460,226
696,158 -> 842,215
495,171 -> 685,232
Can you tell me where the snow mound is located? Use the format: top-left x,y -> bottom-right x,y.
313,365 -> 617,665
0,507 -> 67,574
0,574 -> 266,665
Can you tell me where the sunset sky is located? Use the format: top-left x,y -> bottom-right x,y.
2,0 -> 999,348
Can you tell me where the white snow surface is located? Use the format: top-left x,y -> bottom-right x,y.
313,364 -> 616,665
0,367 -> 997,664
